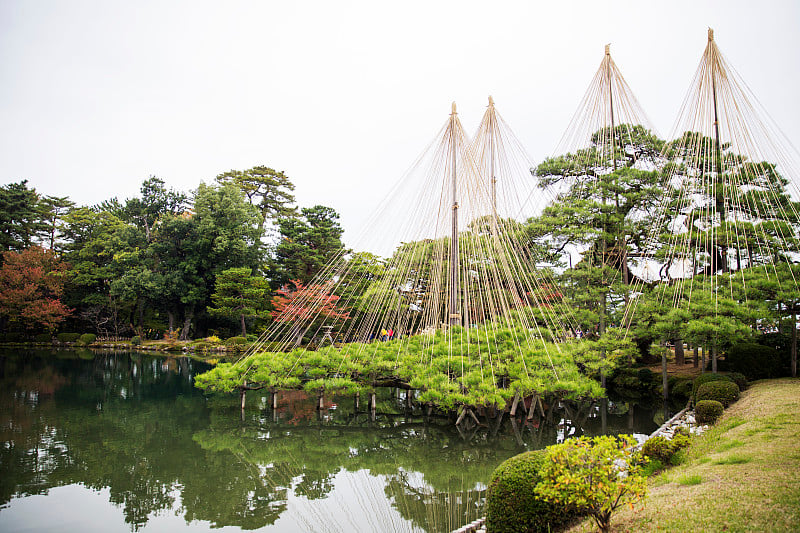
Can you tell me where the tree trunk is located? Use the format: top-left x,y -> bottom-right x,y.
701,346 -> 706,373
674,338 -> 685,365
240,313 -> 247,337
599,292 -> 606,388
180,308 -> 194,340
711,342 -> 718,373
693,344 -> 699,368
792,306 -> 797,378
167,311 -> 175,333
662,347 -> 669,401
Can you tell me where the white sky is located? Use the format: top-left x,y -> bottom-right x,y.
2,0 -> 799,251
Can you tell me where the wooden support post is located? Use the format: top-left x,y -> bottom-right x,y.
527,395 -> 537,420
271,390 -> 278,410
354,393 -> 360,411
317,393 -> 324,411
510,392 -> 520,416
240,381 -> 247,411
369,392 -> 376,411
468,408 -> 481,426
406,389 -> 413,409
456,407 -> 467,426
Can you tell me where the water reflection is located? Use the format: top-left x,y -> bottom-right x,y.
0,350 -> 663,532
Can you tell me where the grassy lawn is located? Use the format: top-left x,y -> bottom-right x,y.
567,378 -> 800,532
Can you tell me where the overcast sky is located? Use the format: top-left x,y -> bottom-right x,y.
2,0 -> 798,250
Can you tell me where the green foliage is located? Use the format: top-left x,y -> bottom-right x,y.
609,367 -> 657,398
0,332 -> 25,343
670,377 -> 694,400
225,336 -> 247,345
725,342 -> 784,380
640,458 -> 664,476
0,180 -> 50,252
535,435 -> 647,533
696,381 -> 739,407
572,328 -> 638,379
727,372 -> 748,391
215,166 -> 297,226
641,434 -> 690,463
131,335 -> 142,346
34,333 -> 53,343
195,322 -> 605,409
208,267 -> 270,337
692,373 -> 733,398
78,333 -> 97,345
270,205 -> 345,288
485,450 -> 575,533
695,400 -> 724,424
57,332 -> 81,343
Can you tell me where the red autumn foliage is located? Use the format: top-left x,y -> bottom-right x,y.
0,246 -> 72,331
271,279 -> 349,323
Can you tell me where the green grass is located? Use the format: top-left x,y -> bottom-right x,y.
677,474 -> 702,486
712,454 -> 751,465
716,439 -> 744,452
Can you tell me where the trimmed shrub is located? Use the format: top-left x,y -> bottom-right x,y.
670,378 -> 694,400
695,400 -> 724,424
57,332 -> 80,343
34,333 -> 53,343
727,372 -> 748,391
78,333 -> 96,345
642,434 -> 690,463
692,373 -> 733,399
225,336 -> 247,345
131,336 -> 142,346
0,332 -> 25,342
696,380 -> 739,407
485,450 -> 575,533
725,342 -> 785,380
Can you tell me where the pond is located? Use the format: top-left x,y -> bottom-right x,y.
0,349 -> 668,532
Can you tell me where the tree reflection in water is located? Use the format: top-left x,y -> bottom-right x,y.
0,350 -> 662,532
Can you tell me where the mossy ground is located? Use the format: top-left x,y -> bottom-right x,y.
565,378 -> 800,532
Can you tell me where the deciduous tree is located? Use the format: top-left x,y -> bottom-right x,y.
0,246 -> 71,331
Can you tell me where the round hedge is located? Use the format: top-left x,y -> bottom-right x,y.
485,450 -> 574,533
78,333 -> 96,345
641,434 -> 690,463
695,400 -> 724,424
696,380 -> 739,407
692,373 -> 733,399
57,332 -> 81,343
727,372 -> 748,391
34,333 -> 53,343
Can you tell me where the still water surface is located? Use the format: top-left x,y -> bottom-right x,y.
0,349 -> 663,532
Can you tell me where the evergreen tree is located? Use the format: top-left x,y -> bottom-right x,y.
208,267 -> 270,337
270,205 -> 345,288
